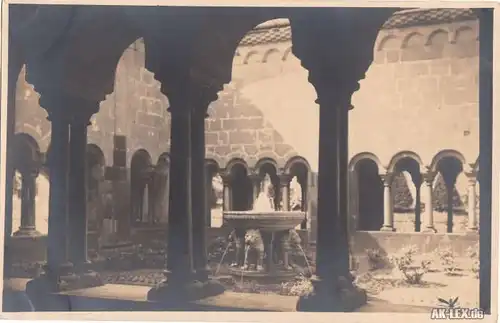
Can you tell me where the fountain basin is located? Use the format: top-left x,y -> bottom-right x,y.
222,211 -> 306,232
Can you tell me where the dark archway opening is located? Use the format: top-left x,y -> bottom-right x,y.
230,164 -> 252,211
289,162 -> 309,229
434,157 -> 464,233
356,159 -> 383,231
130,150 -> 153,225
257,163 -> 280,210
393,157 -> 422,232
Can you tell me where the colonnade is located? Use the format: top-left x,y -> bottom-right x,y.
374,170 -> 479,232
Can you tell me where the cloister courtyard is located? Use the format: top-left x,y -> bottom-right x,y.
0,5 -> 494,313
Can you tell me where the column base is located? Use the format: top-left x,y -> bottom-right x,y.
25,263 -> 104,311
422,226 -> 437,233
12,228 -> 42,237
194,268 -> 210,282
147,273 -> 225,303
296,275 -> 367,312
380,226 -> 395,232
466,227 -> 479,234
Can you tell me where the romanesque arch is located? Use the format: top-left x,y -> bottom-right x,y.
130,149 -> 153,225
284,156 -> 310,228
11,133 -> 43,236
388,151 -> 423,232
151,153 -> 170,224
352,157 -> 384,231
86,144 -> 107,234
431,151 -> 466,233
225,158 -> 252,211
254,158 -> 280,210
206,159 -> 222,227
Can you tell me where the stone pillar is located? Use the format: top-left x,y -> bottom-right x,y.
112,135 -> 131,241
477,8 -> 493,313
380,174 -> 395,231
422,173 -> 437,233
144,167 -> 155,224
337,99 -> 350,276
191,107 -> 209,281
148,83 -> 224,302
296,72 -> 366,311
13,168 -> 41,237
248,172 -> 261,205
45,104 -> 72,278
68,108 -> 94,266
279,174 -> 291,211
221,174 -> 232,211
466,172 -> 478,232
205,167 -> 214,228
164,103 -> 193,282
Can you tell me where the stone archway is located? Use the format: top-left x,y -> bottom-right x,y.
355,158 -> 384,231
153,154 -> 170,224
285,157 -> 310,229
86,144 -> 108,245
254,159 -> 280,211
11,133 -> 42,237
130,149 -> 154,226
227,161 -> 252,211
433,156 -> 465,233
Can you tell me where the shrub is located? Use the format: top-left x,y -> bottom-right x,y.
365,248 -> 387,271
281,274 -> 314,296
466,243 -> 480,279
432,173 -> 464,213
389,245 -> 431,285
392,173 -> 414,213
435,247 -> 458,275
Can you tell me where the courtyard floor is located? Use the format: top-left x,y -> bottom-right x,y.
5,240 -> 479,312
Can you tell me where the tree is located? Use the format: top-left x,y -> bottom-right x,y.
432,173 -> 464,212
392,172 -> 413,213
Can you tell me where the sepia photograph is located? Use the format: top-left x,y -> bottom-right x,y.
0,1 -> 497,320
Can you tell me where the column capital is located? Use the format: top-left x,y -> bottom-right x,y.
422,171 -> 436,185
23,166 -> 40,180
160,76 -> 222,118
39,93 -> 99,124
247,171 -> 261,183
278,173 -> 292,187
305,62 -> 367,111
220,173 -> 232,185
464,171 -> 478,186
380,173 -> 393,186
140,165 -> 156,183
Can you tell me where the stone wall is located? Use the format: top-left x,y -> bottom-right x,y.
10,12 -> 480,239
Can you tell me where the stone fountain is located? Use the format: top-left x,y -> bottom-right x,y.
222,174 -> 306,282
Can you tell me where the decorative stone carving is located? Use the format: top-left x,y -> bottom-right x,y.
243,229 -> 265,271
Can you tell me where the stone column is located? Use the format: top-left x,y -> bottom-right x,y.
296,73 -> 363,312
191,107 -> 210,282
144,167 -> 155,224
422,172 -> 437,233
221,174 -> 232,211
279,174 -> 291,211
380,174 -> 395,231
112,135 -> 131,241
205,167 -> 214,228
248,172 -> 261,205
477,8 -> 493,313
148,83 -> 224,302
13,168 -> 41,237
164,102 -> 193,282
466,172 -> 478,232
68,108 -> 94,266
40,98 -> 73,280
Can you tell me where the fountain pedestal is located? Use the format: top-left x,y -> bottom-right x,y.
147,270 -> 225,303
223,211 -> 307,283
